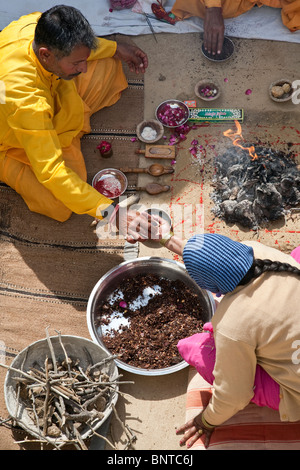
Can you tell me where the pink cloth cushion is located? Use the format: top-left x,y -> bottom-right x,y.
177,322 -> 216,385
291,246 -> 300,264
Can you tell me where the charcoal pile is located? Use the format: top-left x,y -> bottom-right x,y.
211,145 -> 300,230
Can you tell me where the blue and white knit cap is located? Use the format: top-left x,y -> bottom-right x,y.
182,233 -> 254,295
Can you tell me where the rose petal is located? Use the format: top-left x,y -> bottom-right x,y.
245,89 -> 252,95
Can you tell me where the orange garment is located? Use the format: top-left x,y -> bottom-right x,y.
171,0 -> 300,32
0,13 -> 128,222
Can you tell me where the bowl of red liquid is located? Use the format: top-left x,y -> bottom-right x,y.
92,169 -> 128,199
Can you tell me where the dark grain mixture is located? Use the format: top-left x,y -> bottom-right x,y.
94,274 -> 206,369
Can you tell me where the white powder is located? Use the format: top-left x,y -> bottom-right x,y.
107,289 -> 124,304
101,311 -> 130,335
129,285 -> 162,311
141,126 -> 157,141
101,284 -> 162,336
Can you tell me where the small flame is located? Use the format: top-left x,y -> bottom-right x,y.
224,120 -> 259,160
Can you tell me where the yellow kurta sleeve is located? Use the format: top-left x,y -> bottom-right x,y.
172,0 -> 222,20
7,95 -> 113,218
88,37 -> 117,61
204,0 -> 222,7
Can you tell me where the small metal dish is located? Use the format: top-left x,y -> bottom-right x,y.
269,79 -> 294,102
155,100 -> 190,128
201,36 -> 234,62
92,168 -> 128,199
195,79 -> 221,101
136,119 -> 164,143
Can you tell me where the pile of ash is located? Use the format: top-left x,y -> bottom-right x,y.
210,145 -> 300,230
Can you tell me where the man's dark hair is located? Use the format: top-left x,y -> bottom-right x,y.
34,5 -> 98,57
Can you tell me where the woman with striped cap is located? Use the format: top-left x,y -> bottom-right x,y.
155,229 -> 300,447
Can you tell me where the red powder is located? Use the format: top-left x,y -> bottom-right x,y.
94,176 -> 122,198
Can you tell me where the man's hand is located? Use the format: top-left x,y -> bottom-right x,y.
146,214 -> 172,241
204,7 -> 225,55
176,410 -> 215,449
117,208 -> 155,243
114,43 -> 148,74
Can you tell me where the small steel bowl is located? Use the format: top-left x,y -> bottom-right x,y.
195,79 -> 221,101
4,335 -> 119,444
201,36 -> 234,62
155,100 -> 190,128
269,79 -> 294,102
92,168 -> 128,199
136,119 -> 164,143
87,257 -> 216,376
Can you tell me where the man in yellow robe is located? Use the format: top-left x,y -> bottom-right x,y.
152,1 -> 300,55
0,5 -> 148,228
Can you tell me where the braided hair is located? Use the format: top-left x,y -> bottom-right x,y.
239,258 -> 300,286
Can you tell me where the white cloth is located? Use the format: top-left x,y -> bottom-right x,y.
0,0 -> 299,43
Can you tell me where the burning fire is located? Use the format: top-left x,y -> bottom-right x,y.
224,120 -> 259,160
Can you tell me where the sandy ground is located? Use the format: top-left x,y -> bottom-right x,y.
106,32 -> 300,451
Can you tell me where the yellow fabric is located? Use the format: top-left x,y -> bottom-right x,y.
204,0 -> 222,7
280,0 -> 300,31
0,12 -> 128,221
172,0 -> 300,31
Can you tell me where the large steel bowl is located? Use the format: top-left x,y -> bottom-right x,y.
87,257 -> 215,376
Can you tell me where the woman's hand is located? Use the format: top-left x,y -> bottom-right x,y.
176,411 -> 215,449
114,43 -> 148,74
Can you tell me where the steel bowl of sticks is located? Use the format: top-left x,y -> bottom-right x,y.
4,333 -> 119,449
87,257 -> 216,376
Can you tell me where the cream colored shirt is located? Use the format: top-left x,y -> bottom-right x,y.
203,241 -> 300,426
